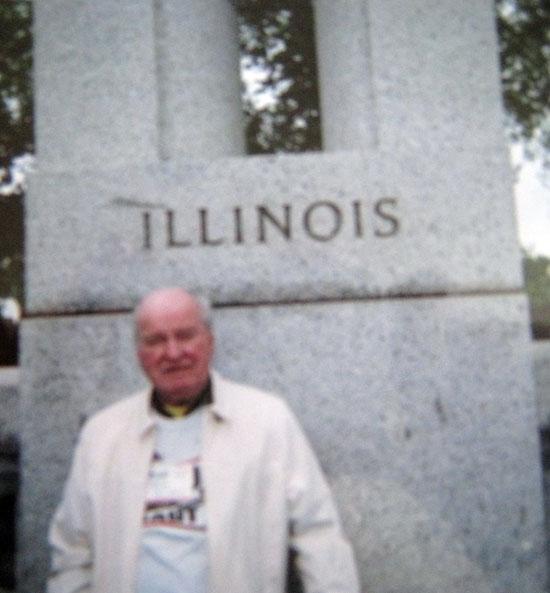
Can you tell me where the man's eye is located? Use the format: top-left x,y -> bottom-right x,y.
143,336 -> 165,347
175,330 -> 196,342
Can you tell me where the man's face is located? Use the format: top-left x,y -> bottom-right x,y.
136,291 -> 214,405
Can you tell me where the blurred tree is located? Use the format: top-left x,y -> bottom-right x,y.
0,196 -> 23,304
237,0 -> 322,154
0,0 -> 32,305
0,0 -> 33,192
523,252 -> 550,338
495,0 -> 550,164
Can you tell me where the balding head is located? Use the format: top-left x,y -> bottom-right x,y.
135,288 -> 211,333
135,288 -> 214,404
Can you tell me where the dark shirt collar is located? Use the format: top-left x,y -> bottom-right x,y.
151,378 -> 213,418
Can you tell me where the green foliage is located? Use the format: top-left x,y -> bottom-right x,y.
0,195 -> 23,303
0,0 -> 31,303
523,252 -> 550,338
0,0 -> 33,192
238,0 -> 322,154
495,0 -> 550,162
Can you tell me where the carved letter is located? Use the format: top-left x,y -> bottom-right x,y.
166,210 -> 192,247
303,201 -> 342,242
199,208 -> 224,246
142,211 -> 152,250
257,205 -> 292,243
233,207 -> 244,244
352,200 -> 364,238
374,198 -> 400,237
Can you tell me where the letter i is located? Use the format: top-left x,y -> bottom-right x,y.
352,201 -> 364,238
142,211 -> 152,249
233,207 -> 244,244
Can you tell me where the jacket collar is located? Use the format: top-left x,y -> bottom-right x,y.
208,370 -> 233,422
136,369 -> 232,437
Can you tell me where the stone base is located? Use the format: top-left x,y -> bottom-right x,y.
18,294 -> 546,592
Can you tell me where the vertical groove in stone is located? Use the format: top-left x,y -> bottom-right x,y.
313,0 -> 378,151
151,0 -> 244,160
361,0 -> 379,148
152,0 -> 171,161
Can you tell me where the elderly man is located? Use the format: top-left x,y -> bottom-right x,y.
48,288 -> 359,593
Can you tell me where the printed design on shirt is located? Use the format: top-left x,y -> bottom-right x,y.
143,454 -> 206,531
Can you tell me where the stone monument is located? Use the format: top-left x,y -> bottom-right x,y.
19,1 -> 547,592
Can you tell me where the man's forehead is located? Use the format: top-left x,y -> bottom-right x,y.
135,288 -> 208,332
137,289 -> 198,317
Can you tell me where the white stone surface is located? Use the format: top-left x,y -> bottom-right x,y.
18,295 -> 546,593
32,0 -> 243,172
314,0 -> 506,162
314,0 -> 377,151
367,0 -> 508,158
25,149 -> 523,313
155,0 -> 244,159
28,0 -> 521,315
32,0 -> 160,172
213,294 -> 545,593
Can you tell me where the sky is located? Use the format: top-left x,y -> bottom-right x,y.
511,146 -> 550,257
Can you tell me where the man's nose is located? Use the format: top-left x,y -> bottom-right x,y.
165,337 -> 184,358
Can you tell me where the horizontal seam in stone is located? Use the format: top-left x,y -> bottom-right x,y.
22,288 -> 526,319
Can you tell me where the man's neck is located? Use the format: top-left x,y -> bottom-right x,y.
151,379 -> 213,418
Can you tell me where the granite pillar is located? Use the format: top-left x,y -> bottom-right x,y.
19,1 -> 546,592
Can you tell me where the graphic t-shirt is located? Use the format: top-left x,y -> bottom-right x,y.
136,408 -> 207,593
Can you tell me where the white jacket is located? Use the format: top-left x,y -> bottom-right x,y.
48,372 -> 360,593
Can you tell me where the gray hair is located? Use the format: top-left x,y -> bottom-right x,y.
133,288 -> 214,343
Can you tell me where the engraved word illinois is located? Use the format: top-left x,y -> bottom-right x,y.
136,198 -> 400,250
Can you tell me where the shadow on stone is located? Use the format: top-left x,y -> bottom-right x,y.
0,436 -> 18,591
0,319 -> 18,367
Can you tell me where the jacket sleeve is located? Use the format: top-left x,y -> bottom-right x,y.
283,407 -> 360,593
47,429 -> 94,593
